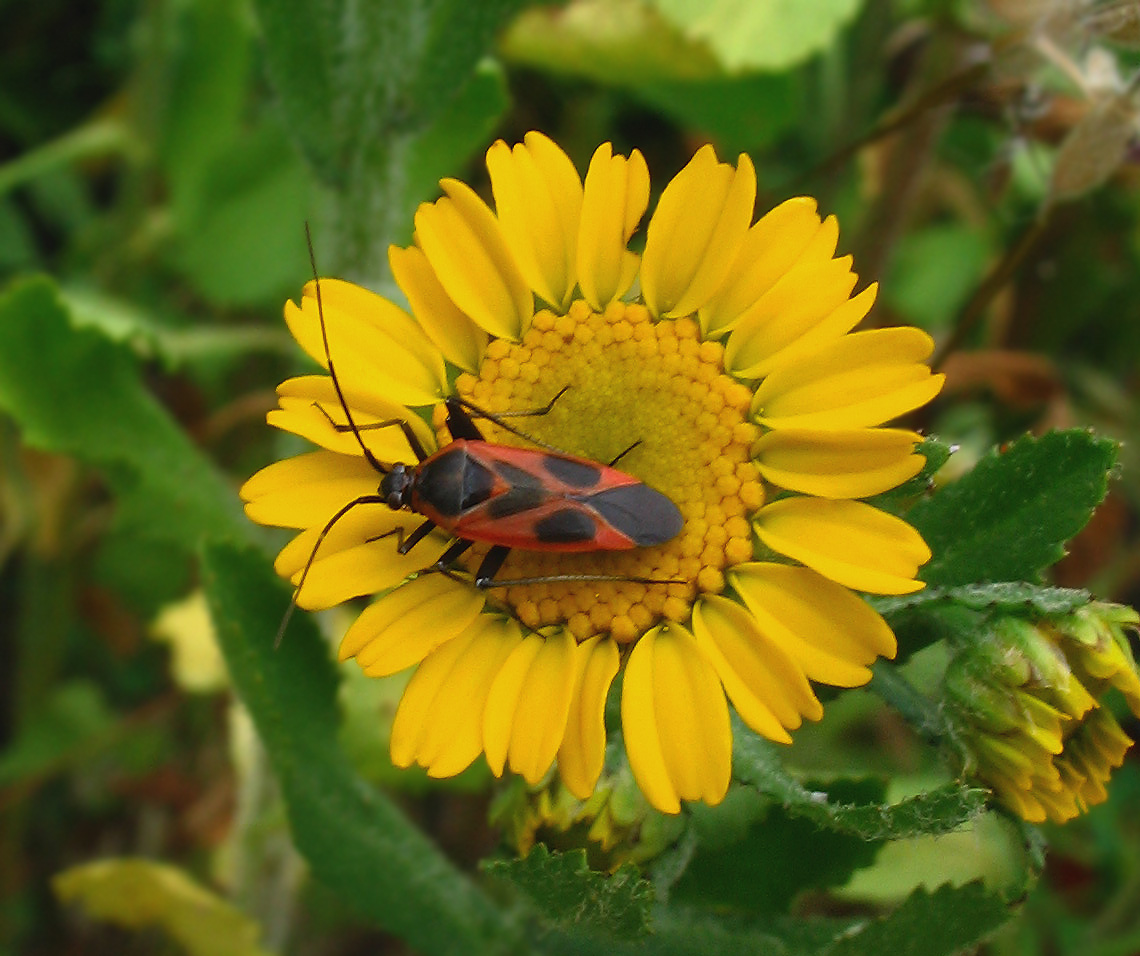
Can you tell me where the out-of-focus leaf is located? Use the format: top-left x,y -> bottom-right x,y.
0,682 -> 113,786
674,784 -> 882,913
501,0 -> 721,85
168,122 -> 311,307
651,0 -> 864,71
823,882 -> 1010,956
483,846 -> 653,941
0,277 -> 254,552
54,859 -> 272,956
908,430 -> 1118,587
150,590 -> 228,693
254,0 -> 524,280
1049,93 -> 1137,204
201,541 -> 518,955
633,72 -> 802,152
885,224 -> 991,332
159,0 -> 252,225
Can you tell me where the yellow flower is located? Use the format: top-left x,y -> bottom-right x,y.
945,604 -> 1140,824
240,132 -> 944,814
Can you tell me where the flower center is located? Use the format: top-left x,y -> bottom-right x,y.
439,300 -> 764,644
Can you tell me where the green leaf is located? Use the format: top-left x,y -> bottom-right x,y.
501,0 -> 722,86
54,859 -> 272,956
908,430 -> 1118,587
873,582 -> 1092,620
254,0 -> 523,280
484,846 -> 653,941
821,882 -> 1010,956
201,540 -> 519,956
0,277 -> 253,553
651,0 -> 864,72
0,681 -> 114,786
674,785 -> 882,913
732,720 -> 986,840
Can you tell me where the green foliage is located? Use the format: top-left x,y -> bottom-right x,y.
822,882 -> 1010,956
732,721 -> 987,841
0,278 -> 252,552
253,0 -> 523,280
484,846 -> 653,941
909,431 -> 1118,587
4,1 -> 1140,954
674,783 -> 884,913
651,0 -> 864,71
201,541 -> 519,955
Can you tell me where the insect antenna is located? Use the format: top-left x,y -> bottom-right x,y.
304,223 -> 388,475
273,491 -> 388,649
275,227 -> 392,648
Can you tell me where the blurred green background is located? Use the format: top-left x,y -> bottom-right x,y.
2,0 -> 1140,953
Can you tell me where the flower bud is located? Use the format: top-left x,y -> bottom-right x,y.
944,603 -> 1139,824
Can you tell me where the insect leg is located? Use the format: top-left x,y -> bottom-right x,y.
476,572 -> 686,587
310,403 -> 429,462
472,545 -> 511,588
397,518 -> 437,556
607,439 -> 642,468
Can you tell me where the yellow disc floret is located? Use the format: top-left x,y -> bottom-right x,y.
435,302 -> 762,643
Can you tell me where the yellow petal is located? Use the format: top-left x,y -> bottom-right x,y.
692,594 -> 820,740
482,634 -> 544,777
389,244 -> 488,373
338,575 -> 485,675
488,132 -> 583,311
287,530 -> 450,611
730,283 -> 879,382
241,451 -> 378,529
652,622 -> 732,806
641,146 -> 756,318
754,498 -> 931,594
558,635 -> 620,800
396,616 -> 523,777
723,255 -> 858,378
269,375 -> 437,461
752,327 -> 945,429
699,198 -> 825,335
622,623 -> 731,814
505,627 -> 577,783
577,143 -> 650,310
285,285 -> 446,407
728,563 -> 897,686
414,179 -> 533,341
754,427 -> 925,498
390,622 -> 478,769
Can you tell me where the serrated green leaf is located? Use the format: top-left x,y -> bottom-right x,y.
201,541 -> 518,955
867,437 -> 952,515
484,846 -> 653,941
908,430 -> 1118,587
651,0 -> 864,72
873,582 -> 1092,619
0,277 -> 253,553
732,719 -> 986,840
822,882 -> 1010,956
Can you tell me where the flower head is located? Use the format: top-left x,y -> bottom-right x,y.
241,132 -> 944,814
944,603 -> 1140,823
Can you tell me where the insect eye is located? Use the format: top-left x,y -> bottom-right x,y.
381,465 -> 408,510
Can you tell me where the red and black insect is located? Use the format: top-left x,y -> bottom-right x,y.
371,393 -> 683,588
277,230 -> 684,641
